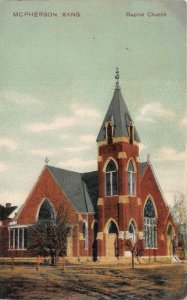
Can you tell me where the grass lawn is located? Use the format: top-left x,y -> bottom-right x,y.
0,262 -> 186,299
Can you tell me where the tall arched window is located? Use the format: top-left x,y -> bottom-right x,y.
129,221 -> 136,241
105,160 -> 117,196
144,198 -> 157,248
127,160 -> 136,196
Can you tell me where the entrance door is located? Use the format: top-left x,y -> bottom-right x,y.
67,236 -> 73,257
106,233 -> 116,257
105,220 -> 118,257
167,236 -> 172,256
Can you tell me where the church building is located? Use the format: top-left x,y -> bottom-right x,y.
8,69 -> 176,261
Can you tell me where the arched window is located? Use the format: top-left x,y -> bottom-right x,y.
144,198 -> 157,248
105,160 -> 117,196
82,221 -> 88,250
38,200 -> 55,221
108,221 -> 118,234
127,160 -> 136,196
129,221 -> 136,241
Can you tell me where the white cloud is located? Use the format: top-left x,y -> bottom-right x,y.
0,162 -> 7,173
58,158 -> 97,172
29,148 -> 55,157
62,145 -> 91,153
72,104 -> 102,121
0,90 -> 40,106
164,192 -> 175,207
26,104 -> 102,133
0,138 -> 17,151
80,134 -> 96,143
26,117 -> 76,132
154,146 -> 186,162
136,102 -> 175,123
139,143 -> 146,153
59,133 -> 70,140
181,117 -> 187,126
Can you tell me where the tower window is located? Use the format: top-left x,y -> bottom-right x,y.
129,122 -> 134,144
144,198 -> 157,248
127,160 -> 136,196
105,160 -> 118,196
107,123 -> 113,144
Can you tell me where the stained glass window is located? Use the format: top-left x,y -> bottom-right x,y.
144,199 -> 157,248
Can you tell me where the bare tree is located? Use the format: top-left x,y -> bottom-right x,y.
126,237 -> 144,269
171,191 -> 187,251
28,205 -> 71,266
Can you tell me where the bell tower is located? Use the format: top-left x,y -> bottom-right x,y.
96,68 -> 143,259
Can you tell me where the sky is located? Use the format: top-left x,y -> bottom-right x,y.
0,0 -> 186,209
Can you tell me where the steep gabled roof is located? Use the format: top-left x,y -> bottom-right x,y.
97,87 -> 140,143
46,166 -> 98,213
140,161 -> 169,209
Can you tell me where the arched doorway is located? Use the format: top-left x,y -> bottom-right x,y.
105,220 -> 118,257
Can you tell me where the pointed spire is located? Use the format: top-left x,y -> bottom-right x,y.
115,67 -> 120,90
96,69 -> 141,143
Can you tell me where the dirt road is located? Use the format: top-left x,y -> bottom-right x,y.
0,263 -> 186,299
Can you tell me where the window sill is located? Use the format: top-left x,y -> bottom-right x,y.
145,247 -> 158,250
8,248 -> 27,251
105,195 -> 118,197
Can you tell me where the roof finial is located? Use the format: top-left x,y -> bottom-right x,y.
45,157 -> 49,165
147,153 -> 150,164
115,67 -> 120,90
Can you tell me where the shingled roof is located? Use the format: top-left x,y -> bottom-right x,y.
97,86 -> 140,143
47,166 -> 98,213
47,162 -> 147,214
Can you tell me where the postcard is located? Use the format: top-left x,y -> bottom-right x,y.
0,1 -> 186,299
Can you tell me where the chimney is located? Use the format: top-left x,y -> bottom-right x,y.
6,203 -> 11,208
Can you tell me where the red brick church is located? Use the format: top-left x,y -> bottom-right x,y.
8,69 -> 177,261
